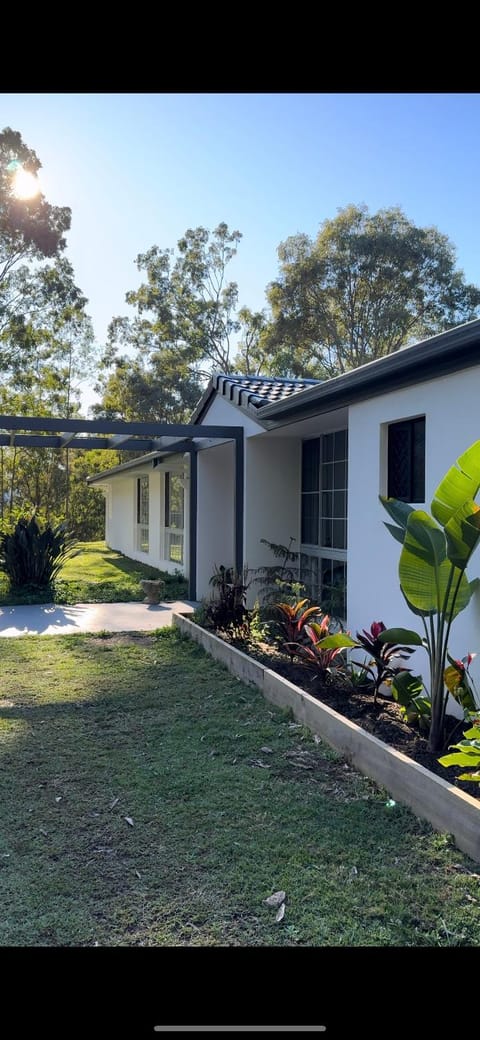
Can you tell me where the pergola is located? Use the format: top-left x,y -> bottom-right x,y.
0,414 -> 245,601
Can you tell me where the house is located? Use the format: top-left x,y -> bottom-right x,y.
87,317 -> 480,666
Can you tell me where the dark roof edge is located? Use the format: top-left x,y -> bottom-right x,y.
260,318 -> 480,422
189,379 -> 216,424
87,452 -> 163,484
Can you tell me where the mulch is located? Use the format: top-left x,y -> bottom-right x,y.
225,637 -> 480,800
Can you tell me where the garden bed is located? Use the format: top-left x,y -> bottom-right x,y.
246,642 -> 476,795
173,614 -> 480,863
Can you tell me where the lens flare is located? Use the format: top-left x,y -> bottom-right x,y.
12,167 -> 40,200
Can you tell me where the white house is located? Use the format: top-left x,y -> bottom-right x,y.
87,317 -> 480,670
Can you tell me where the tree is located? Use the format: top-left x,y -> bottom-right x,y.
232,307 -> 271,375
0,127 -> 70,290
0,129 -> 97,525
97,223 -> 243,422
266,204 -> 480,377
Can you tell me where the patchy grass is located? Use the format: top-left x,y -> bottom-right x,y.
1,628 -> 480,947
0,541 -> 188,605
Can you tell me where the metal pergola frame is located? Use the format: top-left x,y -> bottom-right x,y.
0,414 -> 245,601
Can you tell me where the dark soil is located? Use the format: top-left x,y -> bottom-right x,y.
222,635 -> 480,800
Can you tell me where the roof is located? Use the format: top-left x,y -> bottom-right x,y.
259,317 -> 480,424
190,372 -> 322,423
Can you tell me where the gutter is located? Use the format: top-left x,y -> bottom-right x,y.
259,318 -> 480,423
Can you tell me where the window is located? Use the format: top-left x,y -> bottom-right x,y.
136,476 -> 149,552
164,472 -> 184,565
300,430 -> 348,619
301,431 -> 348,550
387,417 -> 425,502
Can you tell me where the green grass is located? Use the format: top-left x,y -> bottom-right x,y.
1,627 -> 480,947
0,540 -> 188,605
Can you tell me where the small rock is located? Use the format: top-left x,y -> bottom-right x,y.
264,890 -> 286,908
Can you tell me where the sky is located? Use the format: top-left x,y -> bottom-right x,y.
3,92 -> 480,410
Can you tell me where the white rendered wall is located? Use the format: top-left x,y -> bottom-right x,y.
347,367 -> 480,687
196,441 -> 235,598
199,394 -> 264,438
244,437 -> 301,605
99,462 -> 188,575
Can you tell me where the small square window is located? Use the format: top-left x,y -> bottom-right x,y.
387,417 -> 425,502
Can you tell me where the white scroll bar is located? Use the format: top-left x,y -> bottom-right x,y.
154,1028 -> 327,1033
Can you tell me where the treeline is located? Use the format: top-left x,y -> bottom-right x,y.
2,127 -> 480,538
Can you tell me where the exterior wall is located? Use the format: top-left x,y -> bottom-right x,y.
347,366 -> 480,685
198,393 -> 264,438
196,441 -> 235,598
244,437 -> 301,605
101,461 -> 188,575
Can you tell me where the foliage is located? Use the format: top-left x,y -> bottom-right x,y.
205,564 -> 251,638
67,450 -> 120,540
439,713 -> 480,781
265,204 -> 480,378
275,599 -> 322,660
290,617 -> 346,679
443,653 -> 478,712
391,672 -> 432,732
353,621 -> 414,705
0,516 -> 78,589
0,126 -> 70,288
0,129 -> 98,528
254,537 -> 304,611
95,223 -> 243,422
380,439 -> 480,754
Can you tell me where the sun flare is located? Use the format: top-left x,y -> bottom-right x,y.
12,168 -> 40,200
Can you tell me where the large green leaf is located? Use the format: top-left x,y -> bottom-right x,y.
378,628 -> 424,646
379,497 -> 415,533
314,633 -> 358,649
431,440 -> 480,527
399,510 -> 475,619
398,511 -> 445,613
383,522 -> 406,546
444,500 -> 480,569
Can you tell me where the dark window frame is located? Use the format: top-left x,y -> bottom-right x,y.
387,417 -> 425,502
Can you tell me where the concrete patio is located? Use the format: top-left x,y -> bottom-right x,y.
0,600 -> 196,637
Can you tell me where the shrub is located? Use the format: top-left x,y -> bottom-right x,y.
0,517 -> 78,589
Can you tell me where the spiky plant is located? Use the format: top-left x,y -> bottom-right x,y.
0,517 -> 78,589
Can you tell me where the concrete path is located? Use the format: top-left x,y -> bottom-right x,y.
0,600 -> 196,637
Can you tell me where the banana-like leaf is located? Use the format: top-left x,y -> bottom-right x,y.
383,522 -> 406,546
398,511 -> 446,614
379,497 -> 415,532
313,632 -> 358,649
444,500 -> 480,569
378,628 -> 424,646
392,671 -> 425,705
431,440 -> 480,527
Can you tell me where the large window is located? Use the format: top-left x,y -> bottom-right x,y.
136,476 -> 149,553
387,417 -> 425,502
301,431 -> 348,618
164,472 -> 184,565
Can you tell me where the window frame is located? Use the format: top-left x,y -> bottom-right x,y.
387,415 -> 426,503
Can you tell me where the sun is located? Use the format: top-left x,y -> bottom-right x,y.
12,167 -> 41,200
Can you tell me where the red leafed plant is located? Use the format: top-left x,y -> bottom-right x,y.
275,600 -> 322,661
354,621 -> 414,705
286,617 -> 345,680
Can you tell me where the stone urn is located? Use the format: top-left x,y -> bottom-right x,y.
140,578 -> 165,604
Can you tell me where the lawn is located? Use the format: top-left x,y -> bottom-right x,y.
1,628 -> 479,947
0,540 -> 188,605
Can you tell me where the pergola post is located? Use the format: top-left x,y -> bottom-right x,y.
188,449 -> 198,602
234,430 -> 244,578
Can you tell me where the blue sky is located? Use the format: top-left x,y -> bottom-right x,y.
3,92 -> 480,405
